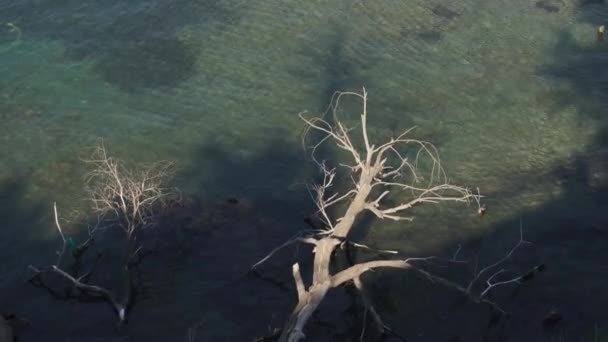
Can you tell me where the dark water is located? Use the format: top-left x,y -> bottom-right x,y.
1,0 -> 608,341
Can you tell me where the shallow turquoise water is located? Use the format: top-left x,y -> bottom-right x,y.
1,0 -> 608,341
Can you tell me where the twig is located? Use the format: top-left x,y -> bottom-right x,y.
252,234 -> 318,270
255,89 -> 535,342
467,221 -> 530,293
30,143 -> 175,325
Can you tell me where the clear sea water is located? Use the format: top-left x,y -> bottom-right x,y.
1,0 -> 607,341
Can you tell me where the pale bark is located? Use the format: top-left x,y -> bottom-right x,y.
253,88 -> 535,341
29,145 -> 174,324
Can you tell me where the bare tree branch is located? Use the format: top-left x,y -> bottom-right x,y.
352,277 -> 406,341
30,143 -> 175,325
292,263 -> 306,303
252,233 -> 318,270
249,88 -> 538,341
52,202 -> 67,267
466,222 -> 530,293
347,241 -> 399,255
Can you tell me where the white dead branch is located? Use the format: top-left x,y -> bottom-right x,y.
29,144 -> 174,324
252,88 -> 537,342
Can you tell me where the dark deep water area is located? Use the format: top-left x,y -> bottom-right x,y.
1,0 -> 608,341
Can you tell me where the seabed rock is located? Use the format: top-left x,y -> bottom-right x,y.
535,0 -> 561,13
542,310 -> 563,328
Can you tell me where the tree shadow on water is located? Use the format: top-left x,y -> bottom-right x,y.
385,9 -> 608,338
286,21 -> 377,112
344,148 -> 608,342
294,12 -> 608,339
0,175 -> 48,277
409,4 -> 608,340
0,136 -> 325,341
169,133 -> 400,341
130,136 -> 330,341
0,175 -> 71,340
538,34 -> 608,119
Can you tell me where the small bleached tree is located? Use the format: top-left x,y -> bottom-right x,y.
29,144 -> 175,324
252,89 -> 539,342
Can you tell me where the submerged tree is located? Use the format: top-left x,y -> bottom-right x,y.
29,144 -> 175,324
253,89 -> 540,342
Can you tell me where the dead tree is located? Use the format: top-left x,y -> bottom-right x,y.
253,89 -> 539,342
29,144 -> 174,324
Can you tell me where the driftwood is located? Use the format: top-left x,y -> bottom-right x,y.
252,89 -> 538,341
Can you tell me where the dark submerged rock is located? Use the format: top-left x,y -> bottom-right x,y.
417,30 -> 443,43
542,310 -> 563,327
431,4 -> 460,20
536,0 -> 561,13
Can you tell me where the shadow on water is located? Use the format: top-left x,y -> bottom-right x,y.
171,136 -> 370,341
283,3 -> 608,341
286,21 -> 375,111
377,2 -> 608,340
340,144 -> 608,340
181,135 -> 313,213
2,133 -> 348,341
0,0 -> 245,90
0,175 -> 45,234
522,3 -> 608,336
134,133 -> 392,341
8,0 -> 608,337
0,175 -> 60,338
0,175 -> 48,272
367,2 -> 608,341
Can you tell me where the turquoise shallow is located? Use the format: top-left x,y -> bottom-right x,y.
1,0 -> 607,341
